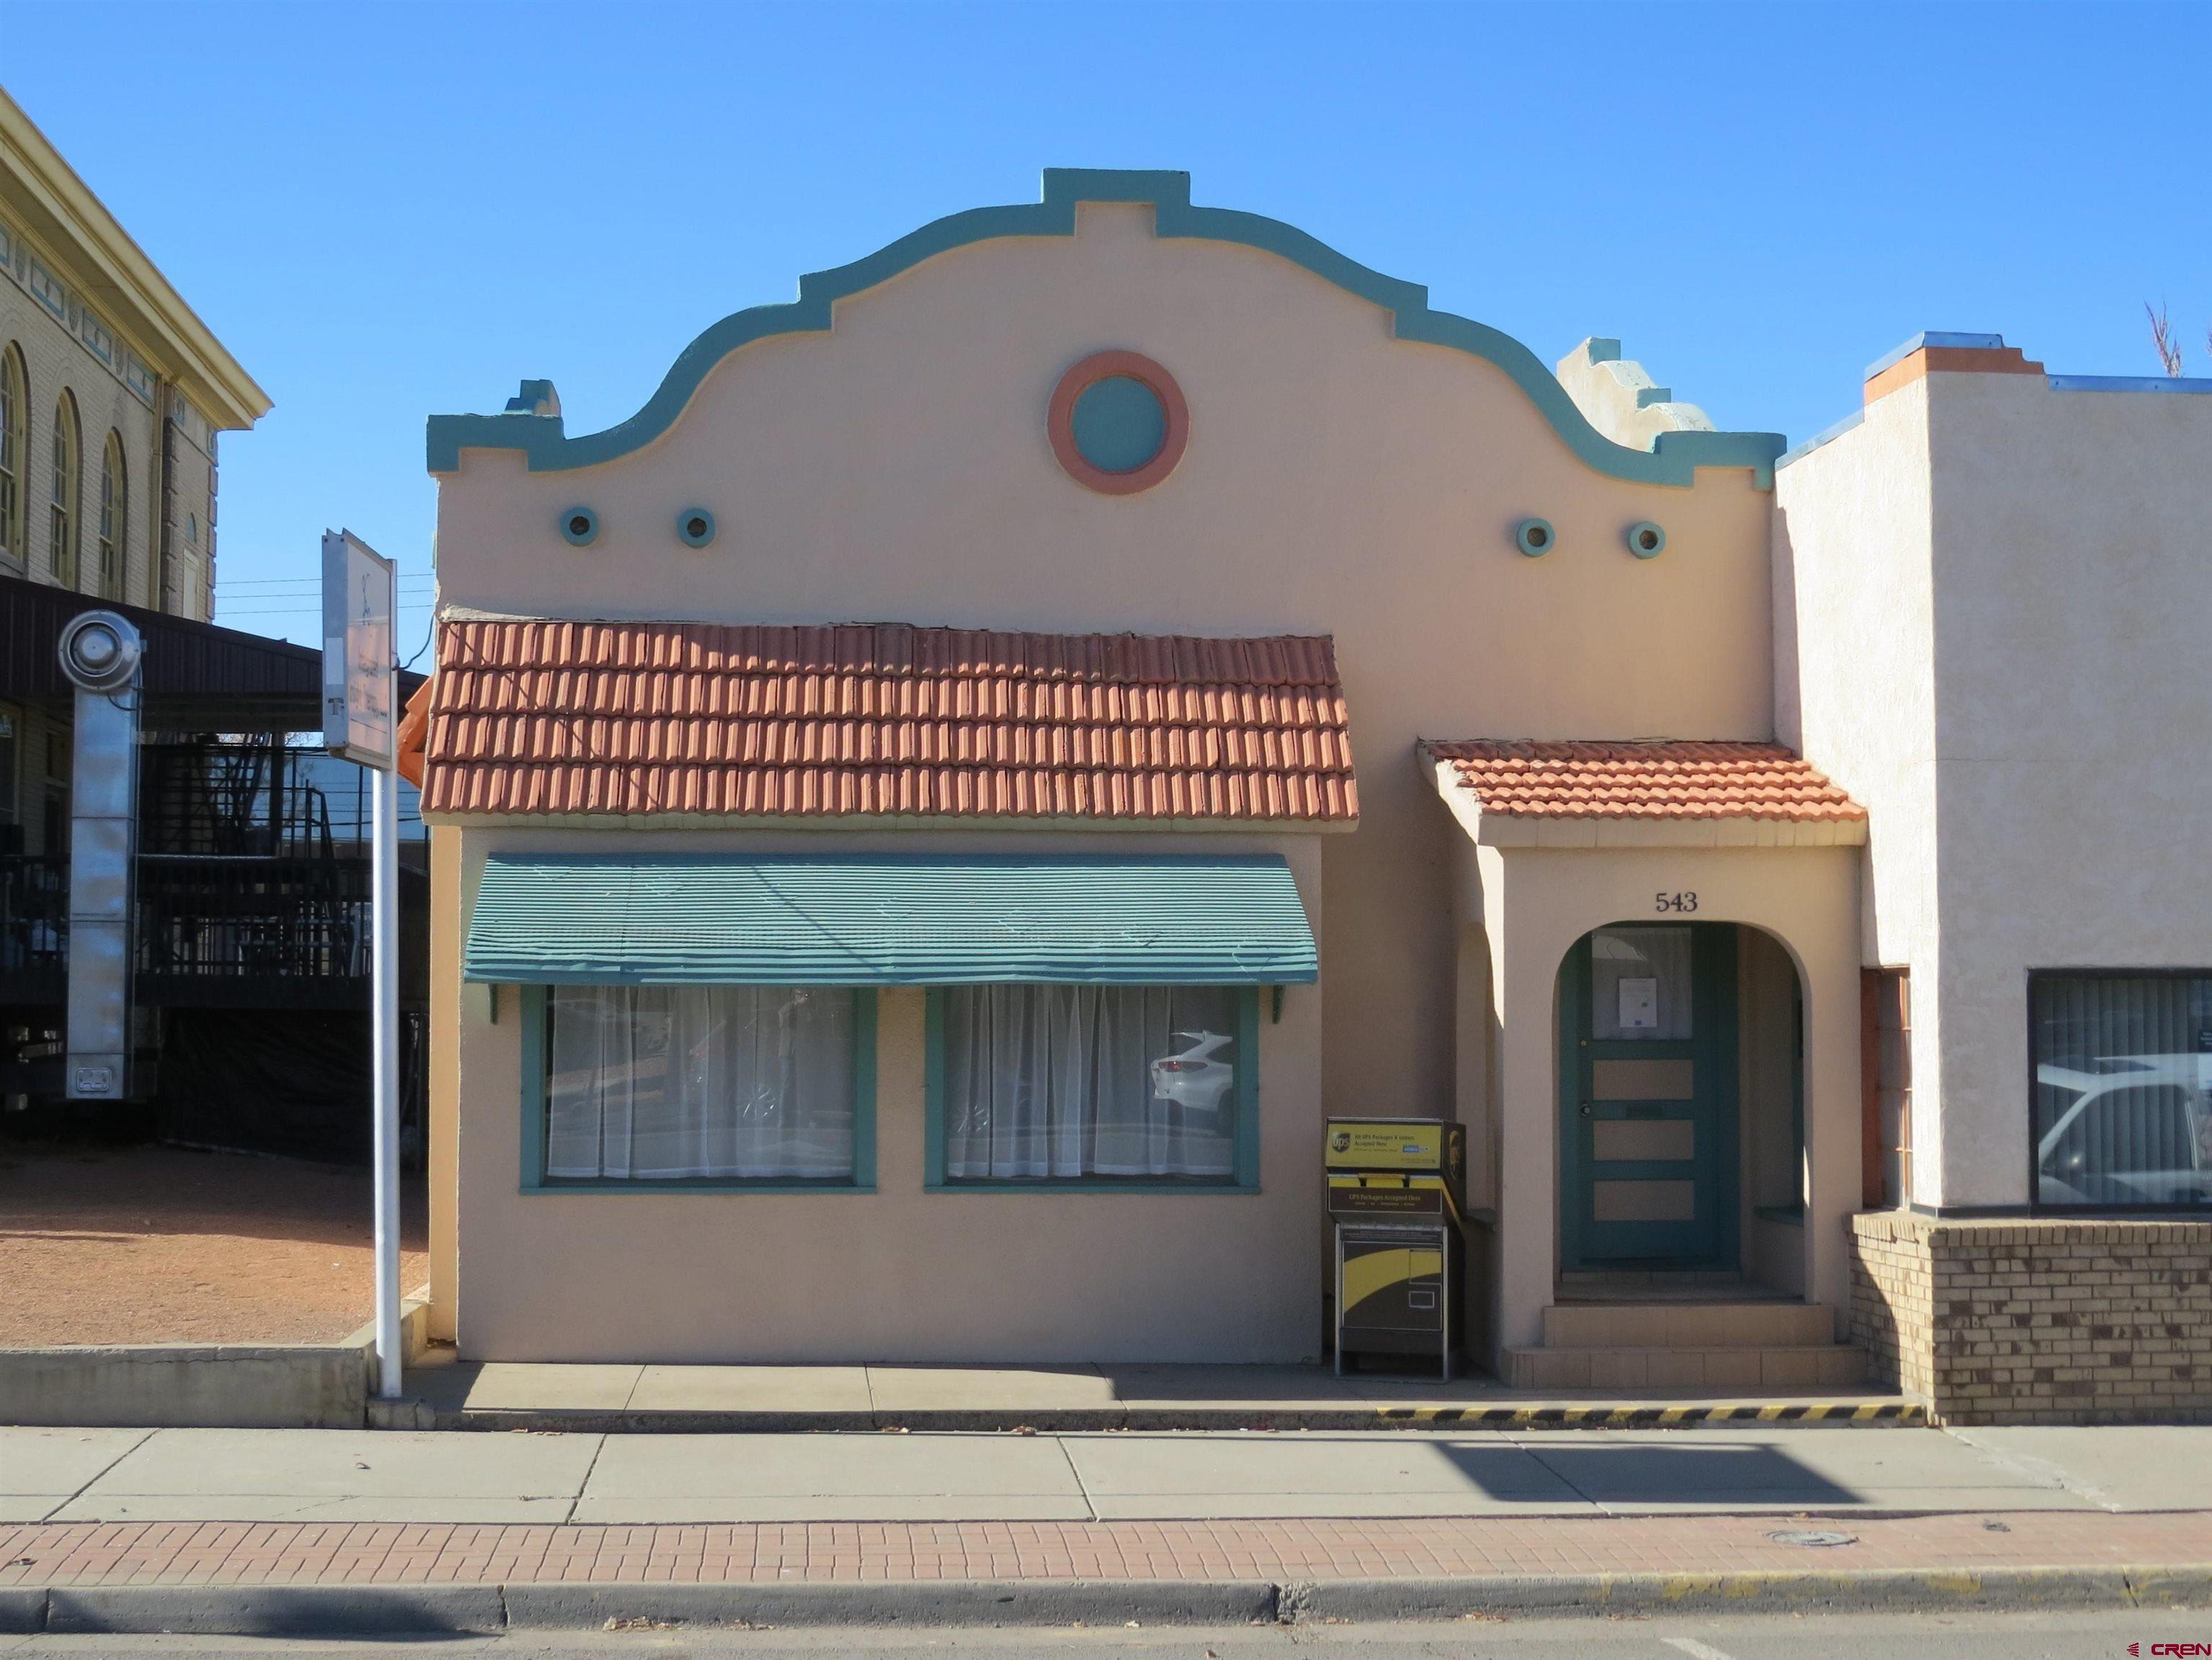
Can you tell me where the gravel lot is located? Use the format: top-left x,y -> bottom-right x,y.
0,1143 -> 427,1345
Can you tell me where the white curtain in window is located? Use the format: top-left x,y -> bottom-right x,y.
546,985 -> 854,1179
943,984 -> 1239,1179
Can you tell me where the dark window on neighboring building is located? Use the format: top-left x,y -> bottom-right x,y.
0,344 -> 26,565
97,430 -> 125,599
2033,973 -> 2212,1210
1861,968 -> 1911,1208
49,391 -> 79,589
0,707 -> 17,831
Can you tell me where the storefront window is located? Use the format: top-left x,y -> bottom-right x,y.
935,984 -> 1252,1184
542,984 -> 861,1183
2033,973 -> 2212,1209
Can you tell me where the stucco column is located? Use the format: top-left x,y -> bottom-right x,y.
1801,934 -> 1861,1329
426,825 -> 460,1342
1480,847 -> 1557,1356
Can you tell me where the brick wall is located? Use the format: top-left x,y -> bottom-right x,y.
1849,1210 -> 2212,1424
2,223 -> 217,622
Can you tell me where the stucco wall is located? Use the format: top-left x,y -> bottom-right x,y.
1554,339 -> 1717,452
1782,371 -> 2212,1208
433,198 -> 1778,1146
1774,387 -> 1943,1197
447,824 -> 1325,1363
1923,375 -> 2212,1206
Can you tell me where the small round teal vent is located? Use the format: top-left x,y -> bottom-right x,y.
676,507 -> 716,548
559,506 -> 600,547
1514,517 -> 1555,558
1625,520 -> 1666,558
1070,375 -> 1168,474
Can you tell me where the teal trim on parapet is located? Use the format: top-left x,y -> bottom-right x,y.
504,380 -> 561,416
426,170 -> 1785,488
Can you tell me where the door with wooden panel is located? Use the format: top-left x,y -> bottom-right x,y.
1559,924 -> 1739,1269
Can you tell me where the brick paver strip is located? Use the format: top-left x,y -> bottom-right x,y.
0,1512 -> 2206,1588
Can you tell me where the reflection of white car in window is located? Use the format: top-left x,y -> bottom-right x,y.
1150,1030 -> 1235,1112
2036,1055 -> 2212,1205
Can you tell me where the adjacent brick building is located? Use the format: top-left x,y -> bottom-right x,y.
0,87 -> 269,852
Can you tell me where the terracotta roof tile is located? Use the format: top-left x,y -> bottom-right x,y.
421,621 -> 1358,824
1426,740 -> 1865,822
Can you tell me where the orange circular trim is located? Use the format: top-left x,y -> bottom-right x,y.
1047,350 -> 1189,495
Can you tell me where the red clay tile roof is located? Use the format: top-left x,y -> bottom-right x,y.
422,620 -> 1358,822
1426,740 -> 1865,822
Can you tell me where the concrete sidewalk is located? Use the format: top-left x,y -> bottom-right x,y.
380,1355 -> 1918,1432
1,1511 -> 2208,1635
2,1425 -> 2206,1634
4,1423 -> 2207,1525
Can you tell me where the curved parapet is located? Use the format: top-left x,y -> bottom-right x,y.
426,170 -> 1784,488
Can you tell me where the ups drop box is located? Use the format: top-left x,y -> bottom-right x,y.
1324,1117 -> 1465,1223
1335,1224 -> 1453,1362
1325,1117 -> 1465,1377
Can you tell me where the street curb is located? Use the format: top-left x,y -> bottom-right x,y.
0,1587 -> 45,1634
6,1565 -> 2206,1633
1290,1565 -> 2212,1620
42,1584 -> 508,1635
503,1579 -> 1280,1630
415,1398 -> 1926,1435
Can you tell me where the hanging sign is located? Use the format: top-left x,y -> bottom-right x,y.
321,529 -> 396,769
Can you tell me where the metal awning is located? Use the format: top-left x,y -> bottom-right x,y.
463,852 -> 1317,986
0,572 -> 425,732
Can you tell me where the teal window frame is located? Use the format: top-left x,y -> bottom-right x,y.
923,984 -> 1262,1194
517,983 -> 877,1194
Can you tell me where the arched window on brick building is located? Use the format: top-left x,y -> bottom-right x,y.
98,429 -> 126,599
49,391 -> 80,589
0,344 -> 26,567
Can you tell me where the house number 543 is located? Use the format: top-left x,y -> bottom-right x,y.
1654,891 -> 1698,914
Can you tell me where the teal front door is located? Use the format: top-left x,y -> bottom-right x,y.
1559,924 -> 1739,1269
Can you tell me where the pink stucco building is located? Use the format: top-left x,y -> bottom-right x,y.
411,171 -> 2212,1423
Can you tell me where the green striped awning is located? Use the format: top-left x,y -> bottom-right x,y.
463,853 -> 1317,986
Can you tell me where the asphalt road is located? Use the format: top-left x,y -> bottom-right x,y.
0,1610 -> 2185,1657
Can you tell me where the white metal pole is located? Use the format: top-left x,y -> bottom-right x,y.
371,756 -> 402,1399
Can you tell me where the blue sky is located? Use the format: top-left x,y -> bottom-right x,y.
6,1 -> 2208,648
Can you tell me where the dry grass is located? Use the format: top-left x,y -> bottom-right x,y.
0,1142 -> 426,1345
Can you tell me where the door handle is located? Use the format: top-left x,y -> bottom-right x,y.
1580,1102 -> 1593,1117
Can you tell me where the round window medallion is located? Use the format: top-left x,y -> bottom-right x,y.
1048,350 -> 1188,494
1514,517 -> 1556,558
559,505 -> 600,547
675,507 -> 717,548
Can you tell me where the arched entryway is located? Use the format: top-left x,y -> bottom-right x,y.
1556,921 -> 1806,1292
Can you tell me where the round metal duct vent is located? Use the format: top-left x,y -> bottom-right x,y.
58,611 -> 144,693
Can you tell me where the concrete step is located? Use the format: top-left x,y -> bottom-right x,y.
1542,1300 -> 1838,1349
1505,1343 -> 1868,1391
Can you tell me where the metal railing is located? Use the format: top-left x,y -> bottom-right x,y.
136,856 -> 370,980
0,855 -> 67,973
0,853 -> 373,984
